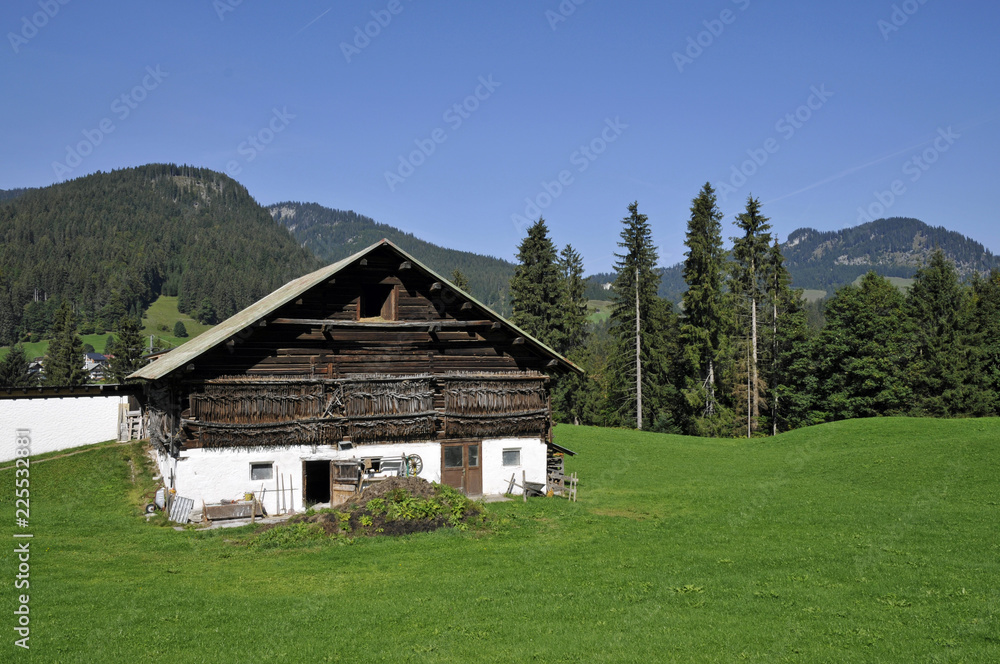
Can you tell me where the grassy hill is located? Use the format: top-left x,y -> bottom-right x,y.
2,418 -> 997,661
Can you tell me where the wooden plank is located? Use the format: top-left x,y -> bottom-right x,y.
271,318 -> 494,328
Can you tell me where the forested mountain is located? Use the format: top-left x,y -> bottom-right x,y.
270,202 -> 515,313
0,165 -> 319,345
780,218 -> 1000,293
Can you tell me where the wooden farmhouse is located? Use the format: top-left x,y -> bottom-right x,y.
130,239 -> 581,514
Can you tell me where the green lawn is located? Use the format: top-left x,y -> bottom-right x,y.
1,419 -> 998,662
588,299 -> 613,324
140,295 -> 213,349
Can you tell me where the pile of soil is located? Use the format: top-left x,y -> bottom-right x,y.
285,477 -> 482,538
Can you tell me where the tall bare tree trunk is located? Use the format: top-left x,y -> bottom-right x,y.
704,359 -> 716,417
635,266 -> 642,430
751,296 -> 759,434
772,297 -> 778,437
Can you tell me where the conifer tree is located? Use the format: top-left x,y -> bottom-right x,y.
558,244 -> 589,355
450,269 -> 470,292
0,344 -> 32,387
108,316 -> 146,383
509,218 -> 562,348
729,196 -> 772,436
764,238 -> 805,433
969,269 -> 1000,414
608,202 -> 677,430
45,301 -> 87,386
904,250 -> 973,416
173,321 -> 188,338
680,183 -> 727,428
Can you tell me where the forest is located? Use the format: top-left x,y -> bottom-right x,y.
514,185 -> 1000,437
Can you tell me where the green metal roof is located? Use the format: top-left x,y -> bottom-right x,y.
130,239 -> 582,380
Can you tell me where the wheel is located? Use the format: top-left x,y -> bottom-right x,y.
144,503 -> 157,514
406,454 -> 423,475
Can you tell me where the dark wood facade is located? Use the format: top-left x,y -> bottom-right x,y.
141,242 -> 576,454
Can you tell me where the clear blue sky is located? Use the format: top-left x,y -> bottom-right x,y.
2,1 -> 998,274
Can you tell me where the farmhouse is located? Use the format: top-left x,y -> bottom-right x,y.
130,239 -> 580,514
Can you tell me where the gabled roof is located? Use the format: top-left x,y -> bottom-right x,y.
130,239 -> 582,380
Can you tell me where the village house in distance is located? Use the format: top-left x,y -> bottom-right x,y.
130,239 -> 580,514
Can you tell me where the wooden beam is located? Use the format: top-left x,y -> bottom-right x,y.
272,318 -> 494,329
460,302 -> 473,311
429,281 -> 443,292
399,261 -> 412,270
512,337 -> 525,345
359,258 -> 368,266
547,359 -> 560,368
491,322 -> 502,331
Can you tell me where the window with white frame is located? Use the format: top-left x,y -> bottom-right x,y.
250,462 -> 273,481
502,448 -> 521,466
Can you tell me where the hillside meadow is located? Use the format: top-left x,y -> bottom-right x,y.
1,419 -> 997,662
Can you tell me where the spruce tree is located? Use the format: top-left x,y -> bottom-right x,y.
969,269 -> 1000,414
45,301 -> 87,386
0,344 -> 32,387
509,218 -> 562,348
814,272 -> 911,419
679,183 -> 727,428
904,250 -> 973,416
173,321 -> 188,338
450,269 -> 470,292
608,202 -> 677,430
558,244 -> 589,355
764,238 -> 805,433
108,316 -> 146,383
729,196 -> 772,436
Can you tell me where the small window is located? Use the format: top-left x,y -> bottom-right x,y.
467,444 -> 479,468
502,449 -> 521,467
443,445 -> 464,468
250,462 -> 273,481
360,284 -> 396,320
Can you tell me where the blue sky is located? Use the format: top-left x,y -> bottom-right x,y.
2,1 -> 998,274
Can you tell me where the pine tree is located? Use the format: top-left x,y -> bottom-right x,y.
969,269 -> 1000,414
0,344 -> 32,387
608,202 -> 677,430
814,272 -> 911,419
679,183 -> 727,429
173,321 -> 188,338
764,239 -> 807,433
45,301 -> 87,386
729,196 -> 772,436
557,244 -> 589,355
904,250 -> 974,416
450,269 -> 470,292
509,218 -> 562,348
109,316 -> 146,383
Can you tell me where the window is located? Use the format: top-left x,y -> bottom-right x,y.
250,462 -> 273,481
467,444 -> 479,468
502,449 -> 521,467
360,284 -> 396,320
443,445 -> 464,468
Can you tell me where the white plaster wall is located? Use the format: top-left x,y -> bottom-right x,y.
482,437 -> 548,495
0,397 -> 123,462
172,441 -> 443,514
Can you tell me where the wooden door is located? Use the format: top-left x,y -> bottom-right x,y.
441,442 -> 482,496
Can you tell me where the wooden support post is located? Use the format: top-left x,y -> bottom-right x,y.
522,470 -> 527,503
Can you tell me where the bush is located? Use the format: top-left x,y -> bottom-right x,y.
173,321 -> 188,338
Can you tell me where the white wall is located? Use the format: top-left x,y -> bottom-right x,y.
165,436 -> 550,513
168,441 -> 443,514
0,396 -> 123,462
482,437 -> 548,495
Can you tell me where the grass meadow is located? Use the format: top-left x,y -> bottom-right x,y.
1,418 -> 998,662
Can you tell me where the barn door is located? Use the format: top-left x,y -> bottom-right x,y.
441,442 -> 482,496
